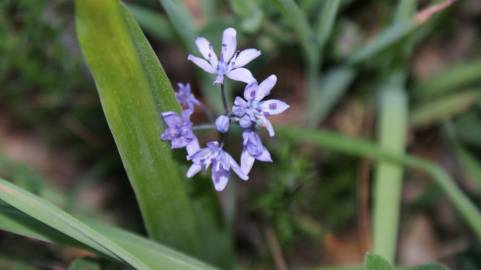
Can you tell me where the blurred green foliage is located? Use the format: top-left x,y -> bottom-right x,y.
0,0 -> 113,161
1,0 -> 481,269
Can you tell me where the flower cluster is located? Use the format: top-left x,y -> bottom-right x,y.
160,28 -> 289,191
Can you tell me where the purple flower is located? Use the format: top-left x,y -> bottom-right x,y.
160,110 -> 199,155
215,115 -> 230,133
241,130 -> 272,174
187,141 -> 248,191
176,83 -> 200,109
188,28 -> 260,85
232,75 -> 290,136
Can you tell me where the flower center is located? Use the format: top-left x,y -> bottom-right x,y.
217,60 -> 228,74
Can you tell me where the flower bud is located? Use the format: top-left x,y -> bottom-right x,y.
215,115 -> 230,133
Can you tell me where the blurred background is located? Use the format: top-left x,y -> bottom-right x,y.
1,0 -> 481,269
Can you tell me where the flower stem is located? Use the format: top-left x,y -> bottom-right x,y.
216,84 -> 230,145
192,124 -> 215,131
220,83 -> 230,115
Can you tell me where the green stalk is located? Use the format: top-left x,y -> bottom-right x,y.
316,0 -> 342,53
278,126 -> 481,241
371,0 -> 415,262
372,73 -> 407,262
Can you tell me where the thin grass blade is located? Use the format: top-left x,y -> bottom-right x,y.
128,4 -> 175,41
415,61 -> 481,99
307,67 -> 355,126
271,0 -> 316,60
316,0 -> 342,51
410,90 -> 479,128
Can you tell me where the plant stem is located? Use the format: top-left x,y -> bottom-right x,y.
192,124 -> 215,131
220,83 -> 229,115
372,73 -> 407,263
218,83 -> 230,145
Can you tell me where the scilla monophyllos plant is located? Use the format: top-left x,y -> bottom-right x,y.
161,28 -> 289,191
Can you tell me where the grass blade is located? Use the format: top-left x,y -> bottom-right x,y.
444,122 -> 481,192
347,0 -> 454,66
278,126 -> 481,242
229,0 -> 263,32
271,0 -> 316,60
316,0 -> 342,50
307,67 -> 355,125
346,20 -> 415,66
128,4 -> 175,41
0,186 -> 217,270
158,0 -> 196,51
415,61 -> 481,99
410,90 -> 479,128
373,73 -> 408,263
75,0 -> 202,255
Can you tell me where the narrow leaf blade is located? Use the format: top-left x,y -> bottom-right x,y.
75,0 -> 202,255
0,178 -> 150,270
0,183 -> 217,270
373,73 -> 408,263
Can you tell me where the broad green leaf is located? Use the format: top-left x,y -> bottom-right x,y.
0,178 -> 150,270
364,254 -> 393,270
75,0 -> 202,256
278,126 -> 481,241
373,73 -> 408,263
142,2 -> 234,266
128,4 -> 175,41
410,90 -> 478,127
0,191 -> 217,270
68,257 -> 101,270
